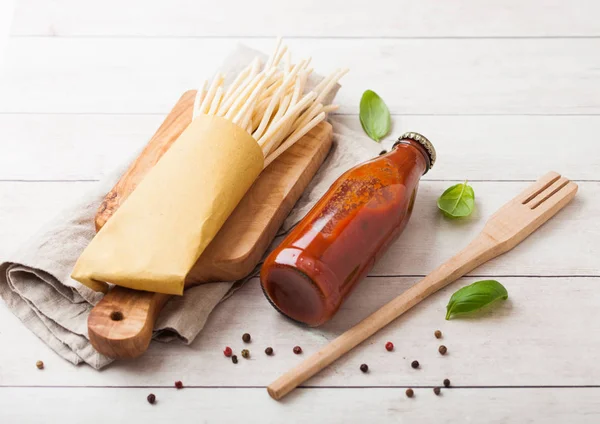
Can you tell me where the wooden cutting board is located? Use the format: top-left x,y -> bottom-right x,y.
87,90 -> 333,359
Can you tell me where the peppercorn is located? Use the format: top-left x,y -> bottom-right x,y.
443,378 -> 451,388
379,150 -> 387,155
360,364 -> 369,373
147,394 -> 156,404
434,330 -> 442,339
241,349 -> 250,359
265,347 -> 274,356
242,333 -> 251,343
411,360 -> 419,369
35,360 -> 44,370
438,345 -> 447,355
385,341 -> 394,352
405,388 -> 414,398
175,380 -> 183,389
293,346 -> 302,354
433,387 -> 441,396
232,355 -> 238,364
223,346 -> 232,357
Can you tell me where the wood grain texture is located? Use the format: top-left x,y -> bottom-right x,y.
10,0 -> 599,37
88,92 -> 333,359
2,387 -> 600,424
2,38 -> 600,115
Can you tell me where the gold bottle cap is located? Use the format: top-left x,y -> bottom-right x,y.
398,131 -> 436,171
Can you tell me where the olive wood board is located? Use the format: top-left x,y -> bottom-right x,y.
87,90 -> 333,359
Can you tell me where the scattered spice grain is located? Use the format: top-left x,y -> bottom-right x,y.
293,346 -> 302,354
434,330 -> 442,339
241,349 -> 250,359
438,345 -> 447,355
433,387 -> 441,396
242,333 -> 251,343
411,360 -> 419,369
385,341 -> 394,352
405,388 -> 414,398
265,347 -> 274,356
379,150 -> 387,155
223,346 -> 233,357
232,355 -> 238,364
175,381 -> 183,389
36,360 -> 44,370
360,364 -> 369,373
443,378 -> 451,388
147,394 -> 156,404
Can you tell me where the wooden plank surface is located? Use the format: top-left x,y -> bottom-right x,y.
2,38 -> 600,115
10,0 -> 600,37
2,0 -> 600,422
2,115 -> 600,181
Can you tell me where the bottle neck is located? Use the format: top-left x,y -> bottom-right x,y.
389,139 -> 431,176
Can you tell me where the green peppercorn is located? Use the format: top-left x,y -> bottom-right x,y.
443,378 -> 451,388
405,388 -> 414,398
360,364 -> 368,373
438,345 -> 447,355
36,360 -> 44,370
265,347 -> 274,356
241,349 -> 250,359
232,355 -> 238,364
411,360 -> 419,369
434,330 -> 442,339
433,387 -> 441,395
147,394 -> 156,404
242,333 -> 251,343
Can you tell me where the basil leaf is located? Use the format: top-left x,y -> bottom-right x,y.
359,90 -> 391,142
446,280 -> 508,320
437,181 -> 475,218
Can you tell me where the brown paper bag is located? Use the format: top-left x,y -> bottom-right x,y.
71,114 -> 263,295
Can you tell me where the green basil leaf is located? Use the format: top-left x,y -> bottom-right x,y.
359,90 -> 391,142
437,181 -> 475,218
446,280 -> 508,320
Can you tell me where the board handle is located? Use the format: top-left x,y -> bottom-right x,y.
88,286 -> 171,359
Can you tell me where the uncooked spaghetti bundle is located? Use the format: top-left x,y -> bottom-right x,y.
72,40 -> 347,295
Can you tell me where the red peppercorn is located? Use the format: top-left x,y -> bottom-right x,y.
385,341 -> 394,351
223,346 -> 232,357
175,381 -> 183,389
293,346 -> 302,354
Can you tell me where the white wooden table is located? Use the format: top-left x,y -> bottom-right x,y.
1,1 -> 600,422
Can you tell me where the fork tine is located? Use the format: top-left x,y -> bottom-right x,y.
518,171 -> 561,204
529,176 -> 570,209
529,181 -> 578,215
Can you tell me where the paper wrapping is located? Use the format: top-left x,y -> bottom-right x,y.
71,115 -> 264,295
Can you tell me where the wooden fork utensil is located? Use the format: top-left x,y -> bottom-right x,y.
267,172 -> 578,400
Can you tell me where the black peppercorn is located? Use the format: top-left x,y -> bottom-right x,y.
232,355 -> 238,364
405,388 -> 414,398
241,349 -> 250,359
242,333 -> 251,343
379,150 -> 387,155
293,346 -> 302,354
265,347 -> 274,356
147,394 -> 156,404
443,378 -> 451,388
434,330 -> 442,339
433,387 -> 441,396
411,360 -> 419,369
360,364 -> 369,373
438,345 -> 447,355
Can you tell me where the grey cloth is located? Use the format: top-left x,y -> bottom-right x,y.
0,44 -> 382,369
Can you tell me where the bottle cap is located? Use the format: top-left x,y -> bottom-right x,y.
395,131 -> 436,171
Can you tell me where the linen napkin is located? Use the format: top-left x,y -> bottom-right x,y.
0,44 -> 382,369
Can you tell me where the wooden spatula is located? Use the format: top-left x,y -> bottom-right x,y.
268,172 -> 578,400
87,91 -> 333,359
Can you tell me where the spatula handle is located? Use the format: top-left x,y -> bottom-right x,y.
88,287 -> 171,359
267,233 -> 500,400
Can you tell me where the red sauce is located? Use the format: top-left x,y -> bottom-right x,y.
261,136 -> 432,326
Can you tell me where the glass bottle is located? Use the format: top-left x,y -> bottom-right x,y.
260,132 -> 436,326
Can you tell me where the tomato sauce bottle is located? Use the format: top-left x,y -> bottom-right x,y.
260,132 -> 436,326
